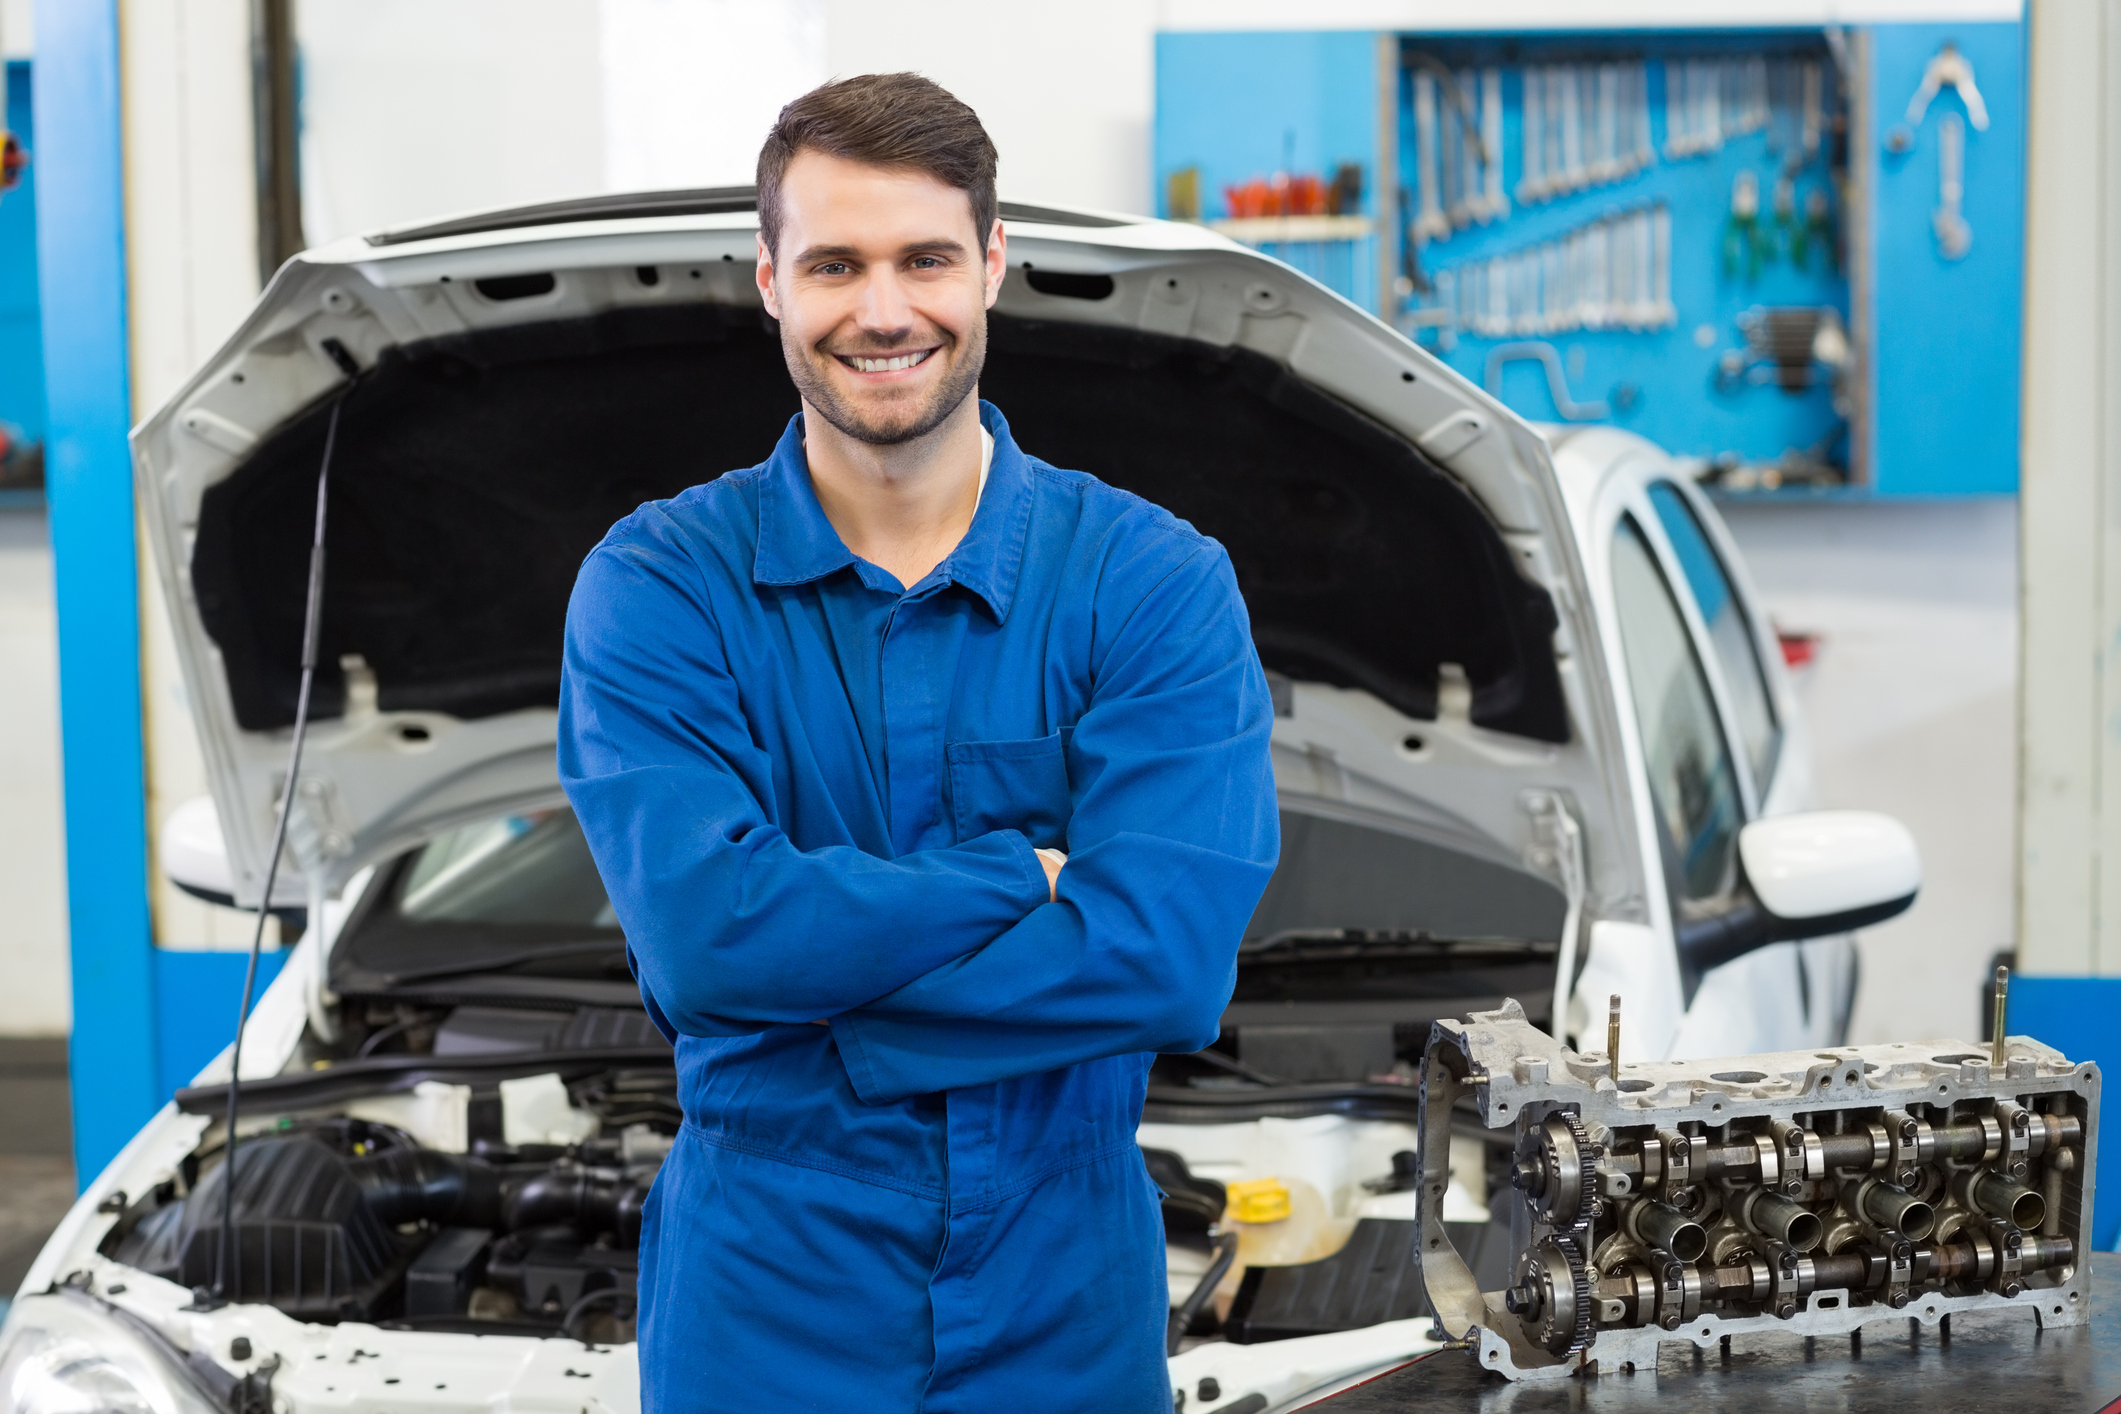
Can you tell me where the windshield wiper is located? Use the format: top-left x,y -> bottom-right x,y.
376,939 -> 627,984
1238,929 -> 1556,959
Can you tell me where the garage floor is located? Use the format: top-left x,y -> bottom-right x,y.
0,1038 -> 75,1316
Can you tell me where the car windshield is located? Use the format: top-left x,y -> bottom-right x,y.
398,809 -> 619,929
339,800 -> 1564,989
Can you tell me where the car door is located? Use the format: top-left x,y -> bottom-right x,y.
1592,466 -> 1823,1058
1642,475 -> 1857,1048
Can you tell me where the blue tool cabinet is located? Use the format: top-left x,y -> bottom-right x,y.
1154,21 -> 2024,496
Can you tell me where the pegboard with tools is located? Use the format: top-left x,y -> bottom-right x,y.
1154,21 -> 2023,494
1395,34 -> 1855,490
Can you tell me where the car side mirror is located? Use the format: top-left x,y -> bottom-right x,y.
160,794 -> 308,913
1677,811 -> 1920,975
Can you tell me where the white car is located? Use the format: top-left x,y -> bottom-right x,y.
1,191 -> 1917,1414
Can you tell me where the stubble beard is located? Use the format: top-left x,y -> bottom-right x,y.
783,315 -> 987,448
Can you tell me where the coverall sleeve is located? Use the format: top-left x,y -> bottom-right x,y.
829,540 -> 1280,1104
558,534 -> 1052,1037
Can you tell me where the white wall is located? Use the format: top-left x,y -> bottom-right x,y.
0,0 -> 61,1033
295,0 -> 834,245
290,0 -> 1158,243
2017,0 -> 2121,980
122,0 -> 278,954
824,0 -> 1157,215
2,0 -> 31,59
1720,499 -> 2019,1043
604,0 -> 823,192
0,511 -> 66,1034
294,0 -> 608,246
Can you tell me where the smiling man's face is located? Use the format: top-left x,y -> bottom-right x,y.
758,150 -> 1006,447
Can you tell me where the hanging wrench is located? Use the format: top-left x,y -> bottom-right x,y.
1801,59 -> 1822,164
1633,61 -> 1654,168
1453,66 -> 1481,223
1634,207 -> 1655,328
1541,240 -> 1561,333
1547,68 -> 1567,190
1482,67 -> 1508,220
1933,110 -> 1971,259
1664,57 -> 1689,157
1441,85 -> 1465,227
1560,64 -> 1585,190
1413,70 -> 1449,243
1702,59 -> 1723,152
1519,63 -> 1546,202
1652,203 -> 1674,325
1623,61 -> 1650,171
1594,62 -> 1620,182
1611,212 -> 1634,328
1614,62 -> 1636,173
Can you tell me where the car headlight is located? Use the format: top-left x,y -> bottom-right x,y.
0,1295 -> 223,1414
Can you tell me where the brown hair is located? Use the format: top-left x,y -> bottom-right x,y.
756,73 -> 999,258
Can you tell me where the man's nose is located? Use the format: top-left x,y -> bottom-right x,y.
855,266 -> 916,338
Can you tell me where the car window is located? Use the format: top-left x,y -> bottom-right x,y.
397,809 -> 620,929
1646,480 -> 1780,792
1611,516 -> 1744,901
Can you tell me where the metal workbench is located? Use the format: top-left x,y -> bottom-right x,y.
1315,1251 -> 2121,1413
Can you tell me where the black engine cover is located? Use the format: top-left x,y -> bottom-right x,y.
114,1137 -> 419,1320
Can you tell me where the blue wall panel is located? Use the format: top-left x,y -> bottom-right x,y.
0,62 -> 45,449
33,0 -> 158,1184
1154,31 -> 1380,307
2006,976 -> 2119,1252
1867,22 -> 2023,496
1153,23 -> 2027,496
153,949 -> 288,1101
1155,31 -> 1379,223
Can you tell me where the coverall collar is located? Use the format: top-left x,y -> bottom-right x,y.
753,400 -> 1032,624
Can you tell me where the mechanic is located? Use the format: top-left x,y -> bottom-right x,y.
558,74 -> 1279,1412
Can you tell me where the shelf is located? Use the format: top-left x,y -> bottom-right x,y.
1207,215 -> 1375,244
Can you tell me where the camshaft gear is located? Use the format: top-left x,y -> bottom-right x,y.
1504,1235 -> 1594,1357
1512,1111 -> 1598,1229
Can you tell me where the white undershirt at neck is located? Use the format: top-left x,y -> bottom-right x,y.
977,425 -> 993,507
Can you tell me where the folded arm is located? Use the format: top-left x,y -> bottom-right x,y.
559,537 -> 1051,1036
831,543 -> 1280,1103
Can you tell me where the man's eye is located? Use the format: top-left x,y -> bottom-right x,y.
910,256 -> 944,270
816,262 -> 851,276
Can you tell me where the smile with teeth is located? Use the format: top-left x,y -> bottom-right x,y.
839,348 -> 936,374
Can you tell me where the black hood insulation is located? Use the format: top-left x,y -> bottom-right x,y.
194,302 -> 1567,741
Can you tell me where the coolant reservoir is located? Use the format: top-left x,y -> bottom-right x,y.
1212,1176 -> 1354,1318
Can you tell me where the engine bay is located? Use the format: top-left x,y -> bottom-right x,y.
108,986 -> 1489,1356
104,997 -> 680,1346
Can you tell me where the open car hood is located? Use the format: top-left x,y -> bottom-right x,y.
134,188 -> 1638,930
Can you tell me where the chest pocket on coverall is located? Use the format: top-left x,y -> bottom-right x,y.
947,729 -> 1073,850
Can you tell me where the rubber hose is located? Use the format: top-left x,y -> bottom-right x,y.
1167,1229 -> 1240,1356
505,1165 -> 650,1245
349,1149 -> 502,1228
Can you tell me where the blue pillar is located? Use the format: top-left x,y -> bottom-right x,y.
33,0 -> 157,1184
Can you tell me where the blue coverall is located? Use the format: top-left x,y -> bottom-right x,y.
558,403 -> 1279,1412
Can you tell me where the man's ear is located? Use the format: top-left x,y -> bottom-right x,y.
756,233 -> 781,320
983,217 -> 1007,310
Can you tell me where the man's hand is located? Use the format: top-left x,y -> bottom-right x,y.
811,849 -> 1065,1027
1035,848 -> 1066,902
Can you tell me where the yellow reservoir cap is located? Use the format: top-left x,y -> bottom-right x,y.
1226,1177 -> 1292,1223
